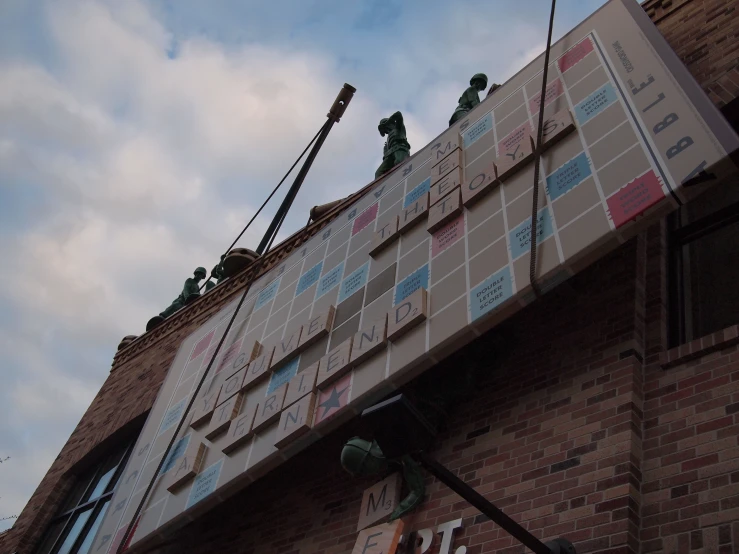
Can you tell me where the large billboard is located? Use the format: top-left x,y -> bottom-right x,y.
92,0 -> 738,551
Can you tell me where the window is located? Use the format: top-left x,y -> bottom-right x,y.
34,440 -> 135,554
668,178 -> 739,346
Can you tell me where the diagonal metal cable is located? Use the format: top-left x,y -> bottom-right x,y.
199,119 -> 331,291
116,120 -> 329,553
529,0 -> 557,299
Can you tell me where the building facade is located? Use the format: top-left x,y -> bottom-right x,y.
2,0 -> 738,553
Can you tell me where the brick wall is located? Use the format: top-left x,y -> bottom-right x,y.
638,222 -> 739,554
643,0 -> 739,107
2,1 -> 738,553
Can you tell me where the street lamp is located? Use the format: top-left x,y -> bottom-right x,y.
359,394 -> 576,554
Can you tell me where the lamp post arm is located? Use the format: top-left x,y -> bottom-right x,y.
417,452 -> 575,554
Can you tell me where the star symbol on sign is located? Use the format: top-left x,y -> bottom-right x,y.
319,385 -> 349,419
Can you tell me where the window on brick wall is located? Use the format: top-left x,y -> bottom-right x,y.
34,439 -> 135,554
668,177 -> 739,346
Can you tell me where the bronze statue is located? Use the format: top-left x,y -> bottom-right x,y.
159,267 -> 206,318
375,111 -> 411,179
146,267 -> 207,331
449,73 -> 488,127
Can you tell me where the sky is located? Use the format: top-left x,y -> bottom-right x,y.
0,0 -> 608,530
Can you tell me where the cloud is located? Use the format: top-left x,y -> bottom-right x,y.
0,0 -> 607,532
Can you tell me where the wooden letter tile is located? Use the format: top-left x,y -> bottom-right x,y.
242,347 -> 275,390
429,136 -> 460,167
538,109 -> 575,149
223,339 -> 262,376
216,367 -> 246,406
165,441 -> 207,493
270,327 -> 303,371
275,392 -> 316,448
462,162 -> 499,207
284,361 -> 319,407
387,288 -> 427,342
429,167 -> 462,207
221,403 -> 258,454
350,316 -> 388,367
357,473 -> 402,531
499,124 -> 532,155
398,193 -> 429,234
316,338 -> 353,388
205,393 -> 244,440
298,307 -> 335,350
431,148 -> 462,183
495,135 -> 535,182
251,383 -> 288,433
427,187 -> 462,234
352,520 -> 404,554
189,386 -> 221,429
369,216 -> 399,258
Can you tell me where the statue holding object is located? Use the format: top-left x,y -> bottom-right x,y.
146,267 -> 207,331
205,255 -> 226,292
375,111 -> 411,179
449,73 -> 489,127
487,82 -> 501,98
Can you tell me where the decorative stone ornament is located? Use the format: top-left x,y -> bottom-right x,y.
221,248 -> 259,279
117,335 -> 138,351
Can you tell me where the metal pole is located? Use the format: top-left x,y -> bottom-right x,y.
418,452 -> 562,554
256,83 -> 356,255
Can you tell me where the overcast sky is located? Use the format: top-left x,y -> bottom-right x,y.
0,0 -> 607,529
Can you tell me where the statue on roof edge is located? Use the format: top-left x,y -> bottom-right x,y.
160,266 -> 206,318
449,73 -> 489,127
375,111 -> 411,179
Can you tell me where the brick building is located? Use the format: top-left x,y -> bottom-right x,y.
1,0 -> 738,553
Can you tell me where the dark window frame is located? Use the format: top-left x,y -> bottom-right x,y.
667,100 -> 739,348
34,439 -> 135,554
668,189 -> 739,347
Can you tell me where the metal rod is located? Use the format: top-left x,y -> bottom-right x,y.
418,452 -> 552,554
256,83 -> 355,255
255,119 -> 334,254
528,0 -> 558,299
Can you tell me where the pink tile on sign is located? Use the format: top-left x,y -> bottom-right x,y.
191,330 -> 215,361
606,170 -> 665,228
313,373 -> 351,427
352,203 -> 379,236
529,79 -> 564,115
431,214 -> 464,257
498,123 -> 533,156
558,37 -> 595,73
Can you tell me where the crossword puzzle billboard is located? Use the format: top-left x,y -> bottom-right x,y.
93,1 -> 738,551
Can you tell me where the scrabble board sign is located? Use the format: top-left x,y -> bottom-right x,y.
93,0 -> 738,551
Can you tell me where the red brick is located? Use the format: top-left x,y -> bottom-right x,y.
682,454 -> 720,472
697,416 -> 734,435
